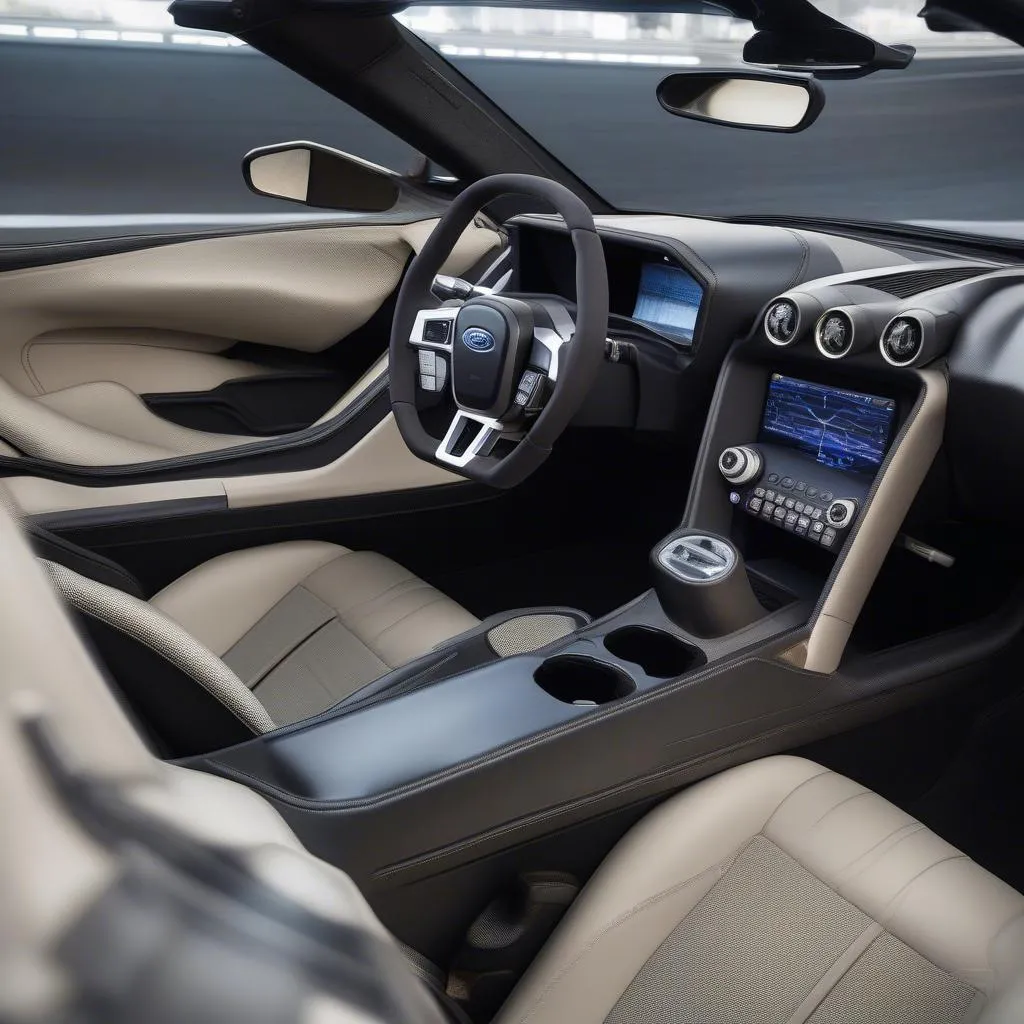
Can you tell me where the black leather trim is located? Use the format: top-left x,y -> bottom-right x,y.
32,496 -> 229,534
28,525 -> 146,599
142,372 -> 345,437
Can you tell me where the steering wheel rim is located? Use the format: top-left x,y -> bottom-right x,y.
390,173 -> 609,488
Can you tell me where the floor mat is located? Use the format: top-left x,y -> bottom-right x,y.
909,689 -> 1024,893
432,542 -> 652,620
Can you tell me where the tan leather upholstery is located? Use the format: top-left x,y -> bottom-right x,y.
151,540 -> 479,724
496,755 -> 1024,1024
0,219 -> 499,466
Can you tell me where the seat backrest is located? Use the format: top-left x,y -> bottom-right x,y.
40,558 -> 275,756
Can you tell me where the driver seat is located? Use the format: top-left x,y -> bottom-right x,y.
34,533 -> 479,753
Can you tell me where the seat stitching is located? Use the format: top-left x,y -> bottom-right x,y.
833,823 -> 926,884
310,569 -> 422,617
507,848 -> 747,1024
342,580 -> 434,623
359,593 -> 450,651
810,788 -> 884,828
874,853 -> 969,929
764,767 -> 834,831
783,922 -> 884,1024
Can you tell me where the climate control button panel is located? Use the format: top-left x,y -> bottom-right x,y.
742,486 -> 853,550
719,444 -> 870,552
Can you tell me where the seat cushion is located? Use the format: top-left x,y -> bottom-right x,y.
497,755 -> 1024,1024
151,541 -> 478,724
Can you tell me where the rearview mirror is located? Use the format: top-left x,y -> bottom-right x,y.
243,141 -> 402,213
657,71 -> 824,133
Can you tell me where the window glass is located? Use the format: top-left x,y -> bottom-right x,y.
1,0 -> 416,242
403,4 -> 1023,235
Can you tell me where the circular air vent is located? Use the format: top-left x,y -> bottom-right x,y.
880,315 -> 924,367
764,299 -> 800,346
815,309 -> 855,359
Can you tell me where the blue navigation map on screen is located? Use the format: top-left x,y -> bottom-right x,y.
632,262 -> 703,343
759,374 -> 896,474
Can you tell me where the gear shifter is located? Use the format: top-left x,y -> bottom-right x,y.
651,529 -> 765,637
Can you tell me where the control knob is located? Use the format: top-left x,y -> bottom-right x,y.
825,499 -> 858,530
718,446 -> 762,486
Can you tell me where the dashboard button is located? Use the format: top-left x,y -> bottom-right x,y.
820,527 -> 839,549
747,497 -> 763,513
781,477 -> 795,489
765,490 -> 776,502
754,487 -> 766,498
794,501 -> 805,514
810,508 -> 823,521
810,520 -> 825,536
820,491 -> 834,503
796,515 -> 810,534
794,481 -> 807,492
773,506 -> 786,521
767,473 -> 780,484
784,511 -> 799,529
806,486 -> 818,498
784,498 -> 796,510
761,502 -> 775,519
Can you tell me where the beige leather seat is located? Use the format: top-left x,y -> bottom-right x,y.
4,500 -> 1023,1023
496,754 -> 1024,1024
45,539 -> 478,734
150,540 -> 478,724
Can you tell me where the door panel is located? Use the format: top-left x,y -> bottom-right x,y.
0,219 -> 499,466
5,413 -> 459,517
23,328 -> 272,395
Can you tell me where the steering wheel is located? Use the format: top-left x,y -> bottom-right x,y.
390,174 -> 609,488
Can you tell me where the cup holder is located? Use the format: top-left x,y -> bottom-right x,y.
534,656 -> 635,706
603,626 -> 703,679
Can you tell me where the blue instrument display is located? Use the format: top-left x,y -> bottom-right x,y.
759,374 -> 896,474
632,261 -> 703,343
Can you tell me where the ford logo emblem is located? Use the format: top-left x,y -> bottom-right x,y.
461,327 -> 495,353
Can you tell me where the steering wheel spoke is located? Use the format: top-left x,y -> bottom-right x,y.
435,410 -> 516,469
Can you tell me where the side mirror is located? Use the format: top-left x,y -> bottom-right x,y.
243,141 -> 402,213
657,71 -> 824,133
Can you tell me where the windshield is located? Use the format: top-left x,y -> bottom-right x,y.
400,3 -> 1024,239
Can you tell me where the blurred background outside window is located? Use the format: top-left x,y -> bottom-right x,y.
1,1 -> 1021,242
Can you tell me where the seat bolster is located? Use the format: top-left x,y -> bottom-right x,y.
495,756 -> 826,1024
151,541 -> 346,655
764,770 -> 1024,996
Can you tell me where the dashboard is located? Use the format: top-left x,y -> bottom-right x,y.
513,221 -> 710,348
508,211 -> 1024,523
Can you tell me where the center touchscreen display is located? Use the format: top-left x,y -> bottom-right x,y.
759,374 -> 896,475
632,261 -> 704,344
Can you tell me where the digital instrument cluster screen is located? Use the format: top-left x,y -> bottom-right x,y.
632,261 -> 704,344
759,374 -> 896,474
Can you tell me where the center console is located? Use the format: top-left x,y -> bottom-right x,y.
719,374 -> 896,549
